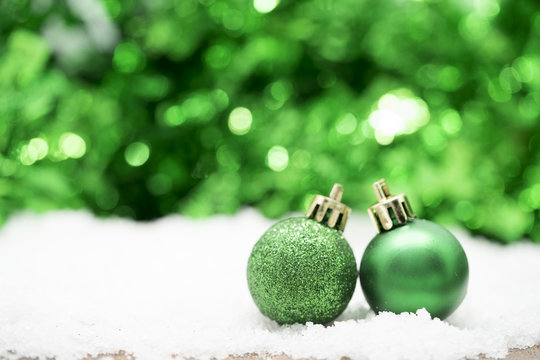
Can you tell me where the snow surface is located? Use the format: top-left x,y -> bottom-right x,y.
0,209 -> 538,360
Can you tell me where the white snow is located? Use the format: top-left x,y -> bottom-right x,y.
0,209 -> 538,360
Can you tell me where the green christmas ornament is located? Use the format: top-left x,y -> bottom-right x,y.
247,184 -> 357,325
359,179 -> 469,320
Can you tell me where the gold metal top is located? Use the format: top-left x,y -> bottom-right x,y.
368,179 -> 415,233
305,184 -> 351,231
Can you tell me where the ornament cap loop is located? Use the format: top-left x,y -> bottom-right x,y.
306,184 -> 351,231
368,179 -> 415,233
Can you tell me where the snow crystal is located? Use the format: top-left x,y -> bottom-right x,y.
0,209 -> 538,360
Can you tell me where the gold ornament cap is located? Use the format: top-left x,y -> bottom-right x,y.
368,179 -> 415,233
306,184 -> 351,231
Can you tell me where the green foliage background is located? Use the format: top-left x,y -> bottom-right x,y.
1,0 -> 540,243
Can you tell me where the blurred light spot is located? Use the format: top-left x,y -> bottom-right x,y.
288,18 -> 315,41
361,121 -> 373,138
102,0 -> 122,18
519,93 -> 540,119
499,67 -> 521,94
264,80 -> 293,110
222,9 -> 245,31
488,80 -> 512,102
164,105 -> 186,126
438,66 -> 463,91
60,133 -> 86,159
216,145 -> 241,171
212,89 -> 229,110
317,71 -> 336,89
205,44 -> 232,69
113,42 -> 145,73
513,56 -> 538,83
125,142 -> 150,167
374,132 -> 394,146
416,64 -> 439,88
12,30 -> 50,85
336,113 -> 357,135
270,80 -> 293,102
20,145 -> 37,166
132,74 -> 170,100
459,14 -> 489,40
529,184 -> 540,209
534,13 -> 540,35
266,146 -> 288,172
174,0 -> 198,17
421,188 -> 442,208
259,192 -> 289,218
292,149 -> 311,169
440,109 -> 462,135
228,107 -> 252,135
115,205 -> 135,218
0,159 -> 17,176
147,173 -> 173,195
254,0 -> 279,13
421,125 -> 447,152
466,213 -> 484,230
455,200 -> 475,221
368,89 -> 430,145
523,165 -> 540,185
182,94 -> 216,122
318,25 -> 349,62
471,0 -> 500,17
31,138 -> 48,159
349,132 -> 365,145
23,95 -> 53,121
95,188 -> 119,210
519,188 -> 533,211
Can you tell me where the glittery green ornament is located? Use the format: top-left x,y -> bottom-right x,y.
247,184 -> 357,325
360,179 -> 469,319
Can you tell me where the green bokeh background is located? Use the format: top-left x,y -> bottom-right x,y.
1,0 -> 540,243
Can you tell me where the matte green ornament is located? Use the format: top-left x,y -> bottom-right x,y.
359,179 -> 469,319
247,184 -> 357,325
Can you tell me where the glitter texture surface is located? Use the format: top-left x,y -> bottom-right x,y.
247,217 -> 357,325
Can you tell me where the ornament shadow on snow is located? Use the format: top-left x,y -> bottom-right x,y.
247,184 -> 358,325
360,179 -> 469,320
